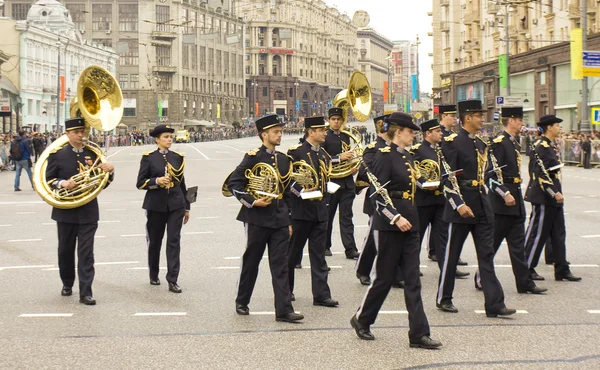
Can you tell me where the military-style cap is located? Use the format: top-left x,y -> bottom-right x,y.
438,104 -> 457,115
374,114 -> 390,123
149,124 -> 175,138
65,117 -> 86,131
328,107 -> 344,119
384,112 -> 420,131
304,116 -> 329,129
501,107 -> 524,118
537,114 -> 563,127
458,99 -> 484,114
256,114 -> 284,132
420,119 -> 441,132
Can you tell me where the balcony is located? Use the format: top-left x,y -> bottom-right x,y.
151,30 -> 177,40
152,65 -> 177,74
440,21 -> 450,32
487,4 -> 500,14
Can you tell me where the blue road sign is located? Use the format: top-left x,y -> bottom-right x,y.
493,112 -> 500,121
592,107 -> 600,125
496,96 -> 504,105
583,51 -> 600,67
312,104 -> 316,109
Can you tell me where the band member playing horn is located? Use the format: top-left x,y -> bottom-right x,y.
226,114 -> 303,323
351,112 -> 441,349
287,116 -> 339,307
136,125 -> 190,294
355,114 -> 389,286
474,107 -> 547,294
524,115 -> 581,282
437,99 -> 516,317
46,117 -> 115,305
323,107 -> 360,259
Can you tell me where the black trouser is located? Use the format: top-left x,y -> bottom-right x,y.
417,204 -> 447,269
475,214 -> 536,291
145,208 -> 185,283
544,238 -> 554,264
236,224 -> 294,317
524,205 -> 570,276
355,216 -> 376,277
288,220 -> 331,301
355,230 -> 430,341
57,222 -> 97,297
326,186 -> 357,255
437,220 -> 506,314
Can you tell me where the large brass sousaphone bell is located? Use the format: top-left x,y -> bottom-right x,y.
33,66 -> 123,209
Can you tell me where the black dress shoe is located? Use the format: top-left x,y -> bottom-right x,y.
327,266 -> 331,272
313,298 -> 339,307
456,269 -> 470,279
436,302 -> 458,313
555,273 -> 582,282
392,281 -> 404,289
14,188 -> 22,192
474,275 -> 482,291
291,294 -> 295,301
294,263 -> 302,269
486,307 -> 517,317
357,275 -> 371,286
79,296 -> 96,305
325,249 -> 333,256
530,269 -> 545,281
409,335 -> 443,349
350,316 -> 375,340
150,278 -> 160,286
428,254 -> 437,262
276,312 -> 304,323
419,271 -> 423,277
61,286 -> 72,296
236,304 -> 249,315
168,282 -> 182,293
518,286 -> 548,294
457,258 -> 468,266
346,250 -> 360,260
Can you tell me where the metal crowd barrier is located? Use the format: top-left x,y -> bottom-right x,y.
560,139 -> 600,166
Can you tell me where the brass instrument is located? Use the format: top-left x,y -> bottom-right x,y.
329,71 -> 372,179
291,160 -> 320,191
244,163 -> 283,202
33,65 -> 123,209
416,159 -> 440,183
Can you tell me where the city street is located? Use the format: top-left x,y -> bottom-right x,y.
0,133 -> 599,369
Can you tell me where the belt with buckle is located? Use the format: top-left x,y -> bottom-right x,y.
389,190 -> 412,200
459,179 -> 484,187
434,190 -> 443,196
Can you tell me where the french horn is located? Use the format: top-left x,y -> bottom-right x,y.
291,160 -> 321,198
416,159 -> 440,183
33,65 -> 123,209
244,163 -> 283,202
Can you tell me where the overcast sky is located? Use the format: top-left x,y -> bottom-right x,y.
325,1 -> 434,92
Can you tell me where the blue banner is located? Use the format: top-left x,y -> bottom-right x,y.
295,100 -> 300,111
411,75 -> 418,101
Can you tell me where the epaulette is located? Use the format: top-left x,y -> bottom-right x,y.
379,146 -> 391,153
288,144 -> 301,151
141,151 -> 152,156
410,143 -> 422,151
444,133 -> 458,142
493,135 -> 505,144
246,148 -> 259,156
540,141 -> 549,148
366,142 -> 376,149
171,149 -> 185,157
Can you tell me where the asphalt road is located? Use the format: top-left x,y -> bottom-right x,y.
0,131 -> 599,369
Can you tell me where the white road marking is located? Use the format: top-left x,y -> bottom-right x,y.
0,265 -> 53,271
95,261 -> 139,266
99,220 -> 121,223
184,231 -> 214,235
188,145 -> 210,160
569,264 -> 599,267
379,310 -> 408,314
197,216 -> 220,219
248,311 -> 275,316
215,143 -> 246,153
0,224 -> 12,227
216,151 -> 230,154
572,196 -> 583,199
20,313 -> 73,318
355,225 -> 369,228
475,310 -> 528,314
106,209 -> 126,211
42,268 -> 60,271
581,235 -> 600,238
588,310 -> 600,314
463,265 -> 512,268
121,234 -> 145,237
95,236 -> 106,238
16,212 -> 36,215
328,266 -> 343,269
127,267 -> 166,270
7,239 -> 42,242
224,256 -> 242,260
584,210 -> 600,213
212,266 -> 240,270
134,312 -> 186,316
42,223 -> 54,226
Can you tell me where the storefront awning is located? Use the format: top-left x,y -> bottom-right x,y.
184,119 -> 215,127
0,77 -> 18,95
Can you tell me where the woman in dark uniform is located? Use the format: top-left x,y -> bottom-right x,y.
136,125 -> 190,293
350,112 -> 441,349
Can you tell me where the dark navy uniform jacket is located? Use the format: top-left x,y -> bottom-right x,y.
136,149 -> 190,212
524,136 -> 563,207
357,136 -> 389,215
46,144 -> 114,224
322,129 -> 355,189
227,145 -> 292,229
441,127 -> 494,224
287,140 -> 331,222
370,143 -> 419,232
409,140 -> 445,207
486,131 -> 526,217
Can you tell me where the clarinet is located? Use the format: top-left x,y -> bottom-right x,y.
437,147 -> 463,199
360,161 -> 393,206
532,148 -> 554,186
489,147 -> 504,184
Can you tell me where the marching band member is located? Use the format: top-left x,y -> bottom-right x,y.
323,107 -> 360,259
437,99 -> 515,317
351,112 -> 441,349
287,116 -> 339,307
474,107 -> 547,294
227,114 -> 303,323
136,125 -> 190,293
46,117 -> 115,305
524,115 -> 581,282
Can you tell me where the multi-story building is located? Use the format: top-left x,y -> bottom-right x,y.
390,40 -> 418,113
357,28 -> 393,116
4,0 -> 246,132
238,0 -> 358,118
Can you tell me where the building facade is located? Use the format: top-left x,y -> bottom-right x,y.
4,0 -> 246,132
357,28 -> 393,116
390,40 -> 418,113
238,0 -> 358,118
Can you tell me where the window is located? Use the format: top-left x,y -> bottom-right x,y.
289,88 -> 293,98
208,48 -> 214,72
216,50 -> 222,74
92,4 -> 112,31
158,76 -> 172,91
199,47 -> 206,70
156,46 -> 171,66
156,5 -> 170,32
539,71 -> 547,85
182,46 -> 189,68
123,107 -> 136,117
119,4 -> 138,32
92,39 -> 112,48
191,45 -> 198,69
130,74 -> 139,89
11,3 -> 31,21
66,4 -> 86,32
245,40 -> 250,47
118,39 -> 139,66
263,87 -> 268,96
118,74 -> 129,89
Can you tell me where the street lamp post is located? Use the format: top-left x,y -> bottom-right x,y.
56,41 -> 62,132
415,35 -> 421,103
154,74 -> 162,125
581,0 -> 591,133
251,79 -> 258,118
294,80 -> 299,121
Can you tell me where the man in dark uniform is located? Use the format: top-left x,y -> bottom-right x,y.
524,115 -> 581,282
437,99 -> 516,317
474,107 -> 547,294
227,114 -> 303,323
582,135 -> 592,169
322,107 -> 360,259
287,116 -> 339,307
45,117 -> 115,305
355,114 -> 389,285
136,125 -> 190,293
